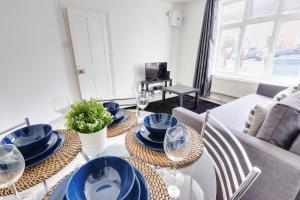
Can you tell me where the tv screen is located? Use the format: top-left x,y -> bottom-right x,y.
145,63 -> 159,80
145,62 -> 167,80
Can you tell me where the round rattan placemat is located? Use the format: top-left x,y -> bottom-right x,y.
0,130 -> 81,197
125,124 -> 204,168
42,157 -> 168,200
107,111 -> 137,138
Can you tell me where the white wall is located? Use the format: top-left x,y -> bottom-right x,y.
61,0 -> 181,98
176,0 -> 206,86
0,0 -> 81,130
0,0 -> 180,130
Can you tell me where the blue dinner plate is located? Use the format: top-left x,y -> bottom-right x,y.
134,168 -> 149,200
110,109 -> 128,126
135,129 -> 164,152
25,131 -> 65,168
48,172 -> 72,200
138,124 -> 164,144
48,167 -> 148,200
24,132 -> 58,161
126,175 -> 140,200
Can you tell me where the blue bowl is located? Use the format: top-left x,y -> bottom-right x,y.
144,113 -> 178,139
66,156 -> 135,200
103,102 -> 120,116
1,124 -> 53,156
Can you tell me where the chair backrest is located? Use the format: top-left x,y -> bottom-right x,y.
201,111 -> 261,200
0,118 -> 30,136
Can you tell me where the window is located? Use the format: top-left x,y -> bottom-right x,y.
216,28 -> 240,70
215,0 -> 300,84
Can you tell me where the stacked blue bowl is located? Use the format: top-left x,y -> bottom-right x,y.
0,124 -> 64,168
103,102 -> 120,116
144,113 -> 178,139
66,156 -> 149,200
103,102 -> 128,126
1,124 -> 53,156
134,113 -> 179,152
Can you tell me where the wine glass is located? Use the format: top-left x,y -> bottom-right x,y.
0,144 -> 35,200
52,96 -> 70,115
164,124 -> 191,198
136,91 -> 149,121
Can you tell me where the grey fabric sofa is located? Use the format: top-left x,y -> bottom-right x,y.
172,84 -> 300,200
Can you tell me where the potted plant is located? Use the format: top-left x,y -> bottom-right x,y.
66,99 -> 113,156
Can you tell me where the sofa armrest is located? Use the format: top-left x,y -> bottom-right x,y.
172,107 -> 300,168
256,83 -> 287,98
172,107 -> 300,200
172,107 -> 205,133
234,131 -> 300,200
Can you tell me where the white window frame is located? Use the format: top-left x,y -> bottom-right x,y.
213,0 -> 300,84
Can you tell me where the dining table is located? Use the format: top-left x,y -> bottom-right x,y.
0,110 -> 216,200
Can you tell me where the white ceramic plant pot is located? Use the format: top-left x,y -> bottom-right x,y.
78,126 -> 107,157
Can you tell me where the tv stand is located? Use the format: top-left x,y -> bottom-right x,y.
141,79 -> 172,92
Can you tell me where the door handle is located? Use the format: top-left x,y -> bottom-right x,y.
77,69 -> 85,74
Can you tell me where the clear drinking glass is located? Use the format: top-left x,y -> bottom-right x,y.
136,91 -> 149,121
164,124 -> 191,198
52,96 -> 70,115
0,144 -> 35,200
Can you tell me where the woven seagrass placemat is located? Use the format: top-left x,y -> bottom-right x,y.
128,157 -> 169,200
0,130 -> 81,196
42,157 -> 168,200
107,111 -> 137,138
125,124 -> 204,168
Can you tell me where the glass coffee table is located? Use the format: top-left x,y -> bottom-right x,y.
0,110 -> 216,200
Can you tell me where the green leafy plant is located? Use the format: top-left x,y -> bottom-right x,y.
66,99 -> 113,133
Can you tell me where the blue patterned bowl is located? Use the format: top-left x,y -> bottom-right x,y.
143,113 -> 178,139
66,156 -> 135,200
1,124 -> 53,156
103,102 -> 120,116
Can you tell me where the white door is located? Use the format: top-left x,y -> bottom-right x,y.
67,8 -> 114,100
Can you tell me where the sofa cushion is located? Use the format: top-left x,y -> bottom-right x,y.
290,133 -> 300,156
257,91 -> 300,149
204,94 -> 270,132
243,100 -> 275,136
273,83 -> 300,101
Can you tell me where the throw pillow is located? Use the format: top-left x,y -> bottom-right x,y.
273,83 -> 300,101
257,91 -> 300,149
290,133 -> 300,156
243,100 -> 275,136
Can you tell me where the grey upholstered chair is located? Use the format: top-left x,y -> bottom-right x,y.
201,111 -> 261,200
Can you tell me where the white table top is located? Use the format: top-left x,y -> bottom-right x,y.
0,110 -> 216,200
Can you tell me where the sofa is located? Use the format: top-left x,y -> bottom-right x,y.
172,83 -> 300,200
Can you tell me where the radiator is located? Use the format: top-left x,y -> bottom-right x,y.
211,76 -> 259,98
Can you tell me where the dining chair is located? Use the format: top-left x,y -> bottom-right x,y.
200,110 -> 261,200
0,117 -> 30,136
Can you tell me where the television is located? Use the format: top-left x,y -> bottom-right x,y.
145,62 -> 167,81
